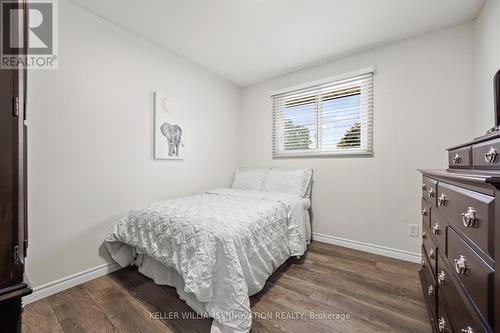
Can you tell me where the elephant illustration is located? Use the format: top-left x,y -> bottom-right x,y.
160,122 -> 183,157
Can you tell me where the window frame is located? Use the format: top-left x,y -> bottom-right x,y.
271,68 -> 374,158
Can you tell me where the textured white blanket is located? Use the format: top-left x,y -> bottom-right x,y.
104,188 -> 309,333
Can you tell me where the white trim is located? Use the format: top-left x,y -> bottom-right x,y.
312,232 -> 421,263
22,262 -> 122,305
273,150 -> 373,159
270,66 -> 375,96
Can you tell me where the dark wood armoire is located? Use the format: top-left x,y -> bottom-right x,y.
0,0 -> 32,331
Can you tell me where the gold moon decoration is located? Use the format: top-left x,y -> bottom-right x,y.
161,97 -> 171,113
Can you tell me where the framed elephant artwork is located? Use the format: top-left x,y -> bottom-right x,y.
154,92 -> 186,160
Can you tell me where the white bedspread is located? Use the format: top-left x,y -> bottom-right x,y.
104,188 -> 310,333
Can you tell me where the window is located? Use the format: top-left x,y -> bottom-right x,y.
272,69 -> 373,157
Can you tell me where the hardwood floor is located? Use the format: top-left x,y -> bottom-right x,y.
22,241 -> 431,333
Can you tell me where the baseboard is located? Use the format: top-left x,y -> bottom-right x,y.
312,232 -> 421,263
22,262 -> 122,305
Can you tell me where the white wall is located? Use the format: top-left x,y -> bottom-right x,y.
26,0 -> 241,287
474,0 -> 500,136
240,24 -> 475,256
27,1 -> 482,288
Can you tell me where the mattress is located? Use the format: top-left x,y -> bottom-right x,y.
104,188 -> 311,333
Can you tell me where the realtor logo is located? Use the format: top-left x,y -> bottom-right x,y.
1,0 -> 58,69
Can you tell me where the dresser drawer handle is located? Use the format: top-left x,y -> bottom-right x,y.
452,153 -> 461,164
437,193 -> 447,206
422,231 -> 426,239
438,317 -> 446,332
421,209 -> 427,216
432,223 -> 440,235
422,183 -> 426,190
461,207 -> 476,228
461,327 -> 474,333
427,285 -> 433,296
454,255 -> 467,275
438,271 -> 446,285
428,188 -> 435,198
428,249 -> 435,260
485,146 -> 497,163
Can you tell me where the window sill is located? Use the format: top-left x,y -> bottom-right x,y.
272,151 -> 374,159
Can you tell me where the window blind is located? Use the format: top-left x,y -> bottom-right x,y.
271,70 -> 373,158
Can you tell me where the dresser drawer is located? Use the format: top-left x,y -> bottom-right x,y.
437,297 -> 453,333
436,181 -> 494,257
422,232 -> 437,276
421,223 -> 431,252
430,208 -> 448,252
447,228 -> 493,323
473,137 -> 500,169
422,176 -> 437,206
436,254 -> 487,333
448,146 -> 471,169
421,198 -> 431,231
421,248 -> 437,319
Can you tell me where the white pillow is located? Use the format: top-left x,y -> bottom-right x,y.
263,168 -> 313,197
231,168 -> 269,190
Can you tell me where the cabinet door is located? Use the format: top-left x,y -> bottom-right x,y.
0,0 -> 27,290
0,49 -> 17,290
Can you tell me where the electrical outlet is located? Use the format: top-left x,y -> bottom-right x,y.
408,224 -> 419,237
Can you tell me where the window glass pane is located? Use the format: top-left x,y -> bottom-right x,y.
283,101 -> 317,150
321,94 -> 361,149
272,71 -> 373,157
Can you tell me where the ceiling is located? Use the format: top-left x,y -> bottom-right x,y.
70,0 -> 485,86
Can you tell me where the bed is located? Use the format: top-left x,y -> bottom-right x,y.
104,168 -> 312,333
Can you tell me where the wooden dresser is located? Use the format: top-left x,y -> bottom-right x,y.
419,133 -> 500,333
